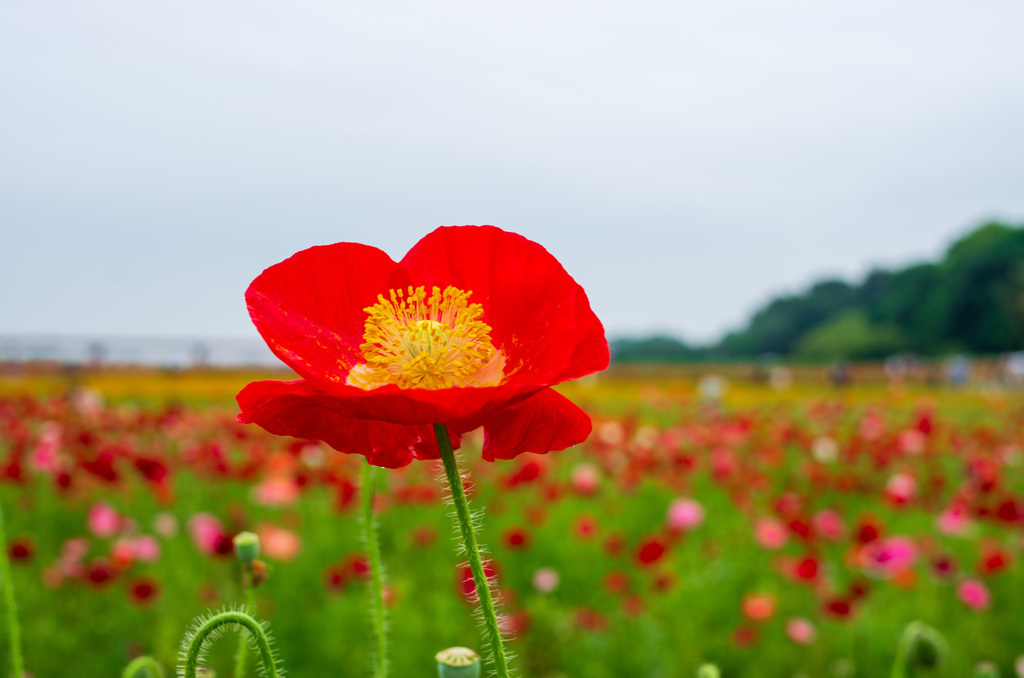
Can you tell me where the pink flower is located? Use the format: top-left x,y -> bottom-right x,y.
859,536 -> 917,578
62,537 -> 89,563
786,617 -> 817,645
667,498 -> 705,532
898,429 -> 926,455
252,475 -> 301,506
30,421 -> 63,474
936,505 -> 972,536
754,517 -> 789,550
885,473 -> 917,505
188,513 -> 226,556
128,535 -> 161,563
813,510 -> 845,541
570,463 -> 600,495
532,567 -> 560,594
958,579 -> 991,611
257,523 -> 302,561
859,413 -> 884,441
88,502 -> 121,538
596,421 -> 626,447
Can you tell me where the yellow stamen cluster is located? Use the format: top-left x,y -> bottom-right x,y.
346,285 -> 505,390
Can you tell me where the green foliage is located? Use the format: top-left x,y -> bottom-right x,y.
796,310 -> 905,360
615,221 -> 1024,361
611,336 -> 703,363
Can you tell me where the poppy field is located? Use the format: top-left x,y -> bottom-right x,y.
1,368 -> 1022,677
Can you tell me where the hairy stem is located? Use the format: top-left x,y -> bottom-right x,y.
0,503 -> 24,678
233,571 -> 256,678
362,461 -> 389,678
121,655 -> 165,678
181,611 -> 279,678
434,424 -> 511,678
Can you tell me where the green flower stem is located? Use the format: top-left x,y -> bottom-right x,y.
0,503 -> 24,678
434,424 -> 511,678
890,621 -> 923,678
362,460 -> 389,678
121,655 -> 165,678
182,611 -> 279,678
233,571 -> 257,678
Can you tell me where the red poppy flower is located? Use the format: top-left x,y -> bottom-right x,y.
7,537 -> 35,563
635,536 -> 667,566
502,527 -> 531,550
457,560 -> 500,601
128,577 -> 161,607
237,226 -> 608,468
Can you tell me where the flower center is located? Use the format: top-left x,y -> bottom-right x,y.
346,285 -> 506,390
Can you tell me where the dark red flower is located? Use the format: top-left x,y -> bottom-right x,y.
932,555 -> 956,579
347,554 -> 371,579
824,598 -> 853,618
977,544 -> 1011,576
237,226 -> 608,468
324,564 -> 348,592
855,518 -> 881,544
502,527 -> 531,550
86,558 -> 115,588
635,537 -> 667,566
128,577 -> 161,606
573,514 -> 599,540
7,537 -> 35,563
795,556 -> 819,581
134,457 -> 169,484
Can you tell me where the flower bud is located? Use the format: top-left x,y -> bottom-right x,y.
233,531 -> 260,565
436,646 -> 481,678
909,624 -> 947,669
974,661 -> 1000,678
696,664 -> 721,678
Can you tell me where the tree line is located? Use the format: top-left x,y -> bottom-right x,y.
612,221 -> 1024,363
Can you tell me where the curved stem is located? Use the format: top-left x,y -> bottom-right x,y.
0,503 -> 24,678
182,611 -> 279,678
121,655 -> 165,678
434,424 -> 511,678
890,621 -> 923,678
233,572 -> 256,678
362,461 -> 389,678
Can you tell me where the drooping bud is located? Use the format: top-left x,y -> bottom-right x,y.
696,663 -> 721,678
974,661 -> 1000,678
233,531 -> 260,565
436,646 -> 481,678
908,623 -> 947,669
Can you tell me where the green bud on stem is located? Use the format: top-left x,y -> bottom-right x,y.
233,531 -> 260,565
436,647 -> 481,678
696,663 -> 721,678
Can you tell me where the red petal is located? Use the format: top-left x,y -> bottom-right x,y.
400,226 -> 608,384
245,243 -> 410,384
466,387 -> 593,461
555,283 -> 610,382
237,379 -> 461,468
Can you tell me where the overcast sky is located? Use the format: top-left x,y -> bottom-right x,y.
3,1 -> 1023,344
